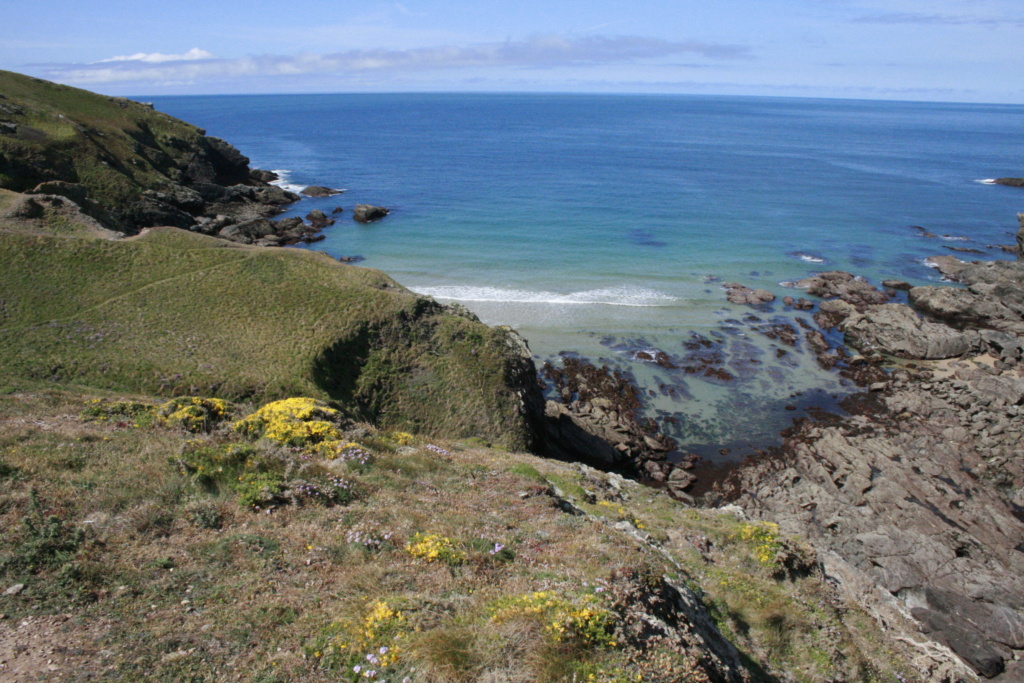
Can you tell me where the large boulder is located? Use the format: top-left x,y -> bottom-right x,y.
353,204 -> 390,223
842,303 -> 979,359
301,185 -> 342,197
306,209 -> 334,229
253,185 -> 301,206
218,218 -> 275,244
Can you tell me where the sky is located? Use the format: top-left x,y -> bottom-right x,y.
2,0 -> 1022,103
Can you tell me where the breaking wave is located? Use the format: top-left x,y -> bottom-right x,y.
412,285 -> 681,307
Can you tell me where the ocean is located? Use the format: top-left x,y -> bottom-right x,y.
148,93 -> 1024,459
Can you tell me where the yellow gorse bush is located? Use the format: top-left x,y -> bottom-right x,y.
232,397 -> 343,447
327,599 -> 405,666
490,590 -> 617,648
405,532 -> 465,565
308,440 -> 362,460
390,431 -> 415,446
159,397 -> 232,433
737,521 -> 782,566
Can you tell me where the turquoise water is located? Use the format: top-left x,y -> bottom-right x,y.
150,93 -> 1024,457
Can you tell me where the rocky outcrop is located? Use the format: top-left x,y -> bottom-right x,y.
842,303 -> 980,359
306,209 -> 335,229
728,228 -> 1024,678
722,283 -> 775,306
993,178 -> 1024,187
0,70 -> 299,238
729,366 -> 1024,678
1018,212 -> 1023,259
353,204 -> 390,223
541,356 -> 696,498
793,270 -> 891,311
301,185 -> 342,197
0,192 -> 122,240
910,259 -> 1024,335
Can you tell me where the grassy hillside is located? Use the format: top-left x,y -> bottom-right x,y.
0,389 -> 922,682
0,224 -> 539,449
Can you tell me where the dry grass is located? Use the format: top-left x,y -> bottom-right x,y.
0,389 -> 923,682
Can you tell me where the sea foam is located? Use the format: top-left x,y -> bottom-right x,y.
412,285 -> 680,307
269,169 -> 306,194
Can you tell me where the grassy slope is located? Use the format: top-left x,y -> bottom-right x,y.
0,70 -> 216,224
0,389 -> 923,682
0,225 -> 536,449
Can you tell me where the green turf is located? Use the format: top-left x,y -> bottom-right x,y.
0,226 -> 538,448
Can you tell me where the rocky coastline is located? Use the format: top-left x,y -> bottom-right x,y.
531,212 -> 1024,679
0,70 -> 390,249
706,213 -> 1024,680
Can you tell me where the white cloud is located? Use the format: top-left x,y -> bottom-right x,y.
96,47 -> 216,64
41,35 -> 749,86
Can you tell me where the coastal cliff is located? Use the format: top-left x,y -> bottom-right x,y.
2,71 -> 1023,681
0,69 -> 342,244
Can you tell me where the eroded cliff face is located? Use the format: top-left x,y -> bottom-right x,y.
727,245 -> 1024,680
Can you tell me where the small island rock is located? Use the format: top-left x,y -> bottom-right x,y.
301,185 -> 343,197
353,204 -> 390,223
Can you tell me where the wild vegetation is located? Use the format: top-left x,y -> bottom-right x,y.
0,387 -> 921,681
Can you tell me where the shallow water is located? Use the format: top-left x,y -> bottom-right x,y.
150,93 -> 1024,458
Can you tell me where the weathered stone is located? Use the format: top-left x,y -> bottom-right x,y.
793,271 -> 890,311
306,209 -> 335,229
218,218 -> 275,244
723,283 -> 775,306
301,185 -> 342,197
843,303 -> 979,359
353,204 -> 390,223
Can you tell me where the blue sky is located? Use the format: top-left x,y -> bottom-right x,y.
2,0 -> 1022,102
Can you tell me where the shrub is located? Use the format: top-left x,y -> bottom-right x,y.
233,472 -> 287,509
158,397 -> 233,433
736,521 -> 782,567
2,490 -> 84,574
174,441 -> 355,509
81,398 -> 157,424
406,532 -> 466,566
490,590 -> 617,649
233,398 -> 344,447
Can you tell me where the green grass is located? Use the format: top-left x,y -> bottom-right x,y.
0,227 -> 537,448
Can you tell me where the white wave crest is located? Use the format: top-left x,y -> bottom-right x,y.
413,285 -> 681,307
976,179 -> 997,184
269,169 -> 306,194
